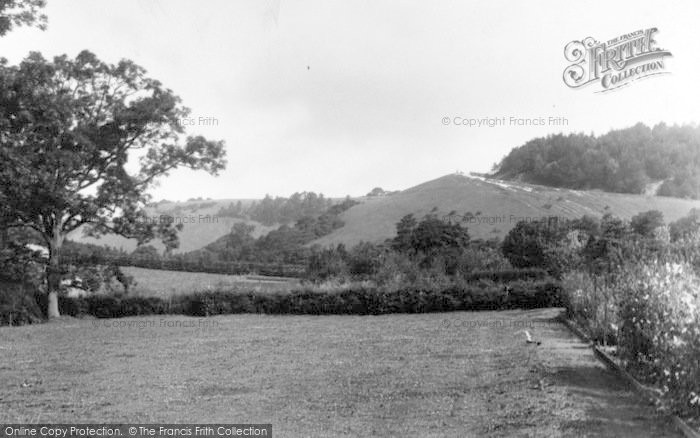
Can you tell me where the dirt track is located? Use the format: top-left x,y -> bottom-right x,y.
498,308 -> 682,438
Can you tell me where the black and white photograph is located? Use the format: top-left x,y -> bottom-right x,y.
1,1 -> 700,436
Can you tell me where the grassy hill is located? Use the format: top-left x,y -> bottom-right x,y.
311,173 -> 700,247
69,173 -> 700,253
68,199 -> 276,254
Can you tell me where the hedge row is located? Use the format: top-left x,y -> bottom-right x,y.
58,296 -> 172,318
61,255 -> 306,278
463,268 -> 548,283
54,280 -> 563,319
58,258 -> 545,283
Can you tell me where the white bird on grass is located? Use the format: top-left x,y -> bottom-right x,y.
518,330 -> 542,368
519,330 -> 542,346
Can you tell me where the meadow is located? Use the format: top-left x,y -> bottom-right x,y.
0,308 -> 681,437
122,266 -> 300,298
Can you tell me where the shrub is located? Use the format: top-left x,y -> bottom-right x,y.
59,295 -> 170,318
454,244 -> 513,273
61,264 -> 134,295
305,246 -> 348,281
463,268 -> 548,283
118,297 -> 169,316
562,253 -> 700,417
616,261 -> 700,416
347,242 -> 383,278
372,251 -> 420,287
0,280 -> 44,326
561,271 -> 619,345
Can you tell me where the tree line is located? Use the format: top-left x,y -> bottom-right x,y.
494,122 -> 700,199
216,192 -> 335,226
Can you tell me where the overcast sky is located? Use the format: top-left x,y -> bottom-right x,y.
2,0 -> 699,200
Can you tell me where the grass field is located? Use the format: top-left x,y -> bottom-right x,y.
69,200 -> 278,254
122,266 -> 300,297
0,309 -> 681,437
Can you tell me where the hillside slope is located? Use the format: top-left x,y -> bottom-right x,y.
69,174 -> 700,253
312,173 -> 700,247
68,200 -> 276,254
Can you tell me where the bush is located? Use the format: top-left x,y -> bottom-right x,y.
616,261 -> 700,417
0,280 -> 44,326
561,271 -> 618,345
562,255 -> 700,417
59,295 -> 170,318
463,268 -> 548,283
452,245 -> 513,273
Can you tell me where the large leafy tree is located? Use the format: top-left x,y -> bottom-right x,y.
501,217 -> 578,276
0,0 -> 45,249
0,51 -> 227,317
409,215 -> 470,257
0,0 -> 46,36
391,214 -> 470,270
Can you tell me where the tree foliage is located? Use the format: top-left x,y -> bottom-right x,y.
669,208 -> 700,242
0,0 -> 46,36
195,197 -> 358,266
630,210 -> 665,239
0,50 -> 226,316
494,122 -> 700,199
246,192 -> 333,226
502,216 -> 600,277
390,213 -> 471,271
0,50 -> 226,246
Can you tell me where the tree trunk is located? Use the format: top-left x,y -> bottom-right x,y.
46,230 -> 64,319
47,289 -> 60,318
46,261 -> 61,319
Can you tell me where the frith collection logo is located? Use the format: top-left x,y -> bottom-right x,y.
563,28 -> 672,92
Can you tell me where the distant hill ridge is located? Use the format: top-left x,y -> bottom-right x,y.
310,172 -> 700,247
70,172 -> 700,252
69,200 -> 278,254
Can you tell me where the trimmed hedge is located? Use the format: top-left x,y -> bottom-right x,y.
58,295 -> 170,318
55,280 -> 563,319
463,268 -> 548,283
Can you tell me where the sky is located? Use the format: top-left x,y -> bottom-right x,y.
2,0 -> 699,200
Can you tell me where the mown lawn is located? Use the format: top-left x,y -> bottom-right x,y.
121,266 -> 300,297
0,309 -> 681,437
